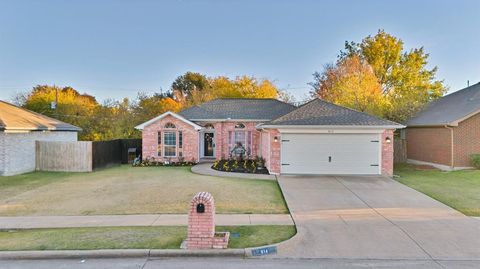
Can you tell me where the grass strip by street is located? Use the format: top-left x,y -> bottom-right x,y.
0,225 -> 296,251
394,164 -> 480,216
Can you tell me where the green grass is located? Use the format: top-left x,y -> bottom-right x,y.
395,164 -> 480,216
0,165 -> 288,216
0,225 -> 296,251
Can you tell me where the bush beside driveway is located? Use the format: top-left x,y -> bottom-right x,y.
395,164 -> 480,216
0,166 -> 288,216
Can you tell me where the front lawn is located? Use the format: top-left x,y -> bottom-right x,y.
0,225 -> 296,250
0,166 -> 288,216
394,164 -> 480,216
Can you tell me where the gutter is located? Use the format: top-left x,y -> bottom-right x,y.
444,125 -> 455,168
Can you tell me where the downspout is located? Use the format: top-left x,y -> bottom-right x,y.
444,125 -> 454,169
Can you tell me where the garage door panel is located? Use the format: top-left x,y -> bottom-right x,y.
281,133 -> 380,175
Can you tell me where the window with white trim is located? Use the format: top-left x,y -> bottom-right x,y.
157,131 -> 162,156
164,131 -> 177,157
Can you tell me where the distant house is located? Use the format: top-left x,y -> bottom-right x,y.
406,82 -> 480,170
0,100 -> 81,176
136,98 -> 402,176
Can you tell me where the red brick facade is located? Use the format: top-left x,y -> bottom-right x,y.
140,113 -> 396,175
212,122 -> 262,159
407,112 -> 480,168
187,192 -> 229,249
382,130 -> 394,176
141,114 -> 199,162
260,129 -> 281,174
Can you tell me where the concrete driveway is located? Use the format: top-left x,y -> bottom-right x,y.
276,175 -> 480,260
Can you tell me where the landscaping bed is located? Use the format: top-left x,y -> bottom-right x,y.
212,159 -> 269,174
0,225 -> 296,250
395,163 -> 480,216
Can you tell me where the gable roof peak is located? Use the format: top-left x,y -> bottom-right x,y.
262,97 -> 402,128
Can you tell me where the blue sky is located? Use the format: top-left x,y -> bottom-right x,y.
0,0 -> 479,103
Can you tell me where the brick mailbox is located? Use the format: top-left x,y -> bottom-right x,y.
187,192 -> 229,249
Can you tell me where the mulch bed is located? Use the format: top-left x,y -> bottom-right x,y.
212,159 -> 270,175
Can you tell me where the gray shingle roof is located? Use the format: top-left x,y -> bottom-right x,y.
407,82 -> 480,126
0,100 -> 82,132
178,98 -> 296,121
264,98 -> 402,127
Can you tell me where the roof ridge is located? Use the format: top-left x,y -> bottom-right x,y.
315,98 -> 399,125
0,100 -> 81,131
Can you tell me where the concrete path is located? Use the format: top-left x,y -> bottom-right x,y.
191,163 -> 276,180
276,175 -> 480,261
0,214 -> 293,229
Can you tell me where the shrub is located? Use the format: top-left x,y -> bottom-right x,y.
211,158 -> 268,174
470,154 -> 480,168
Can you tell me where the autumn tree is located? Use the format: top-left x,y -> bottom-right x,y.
171,72 -> 210,105
311,30 -> 447,122
172,72 -> 279,106
132,92 -> 181,121
20,85 -> 99,140
311,55 -> 385,116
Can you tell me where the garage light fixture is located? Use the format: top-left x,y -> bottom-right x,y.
274,136 -> 278,142
385,137 -> 391,144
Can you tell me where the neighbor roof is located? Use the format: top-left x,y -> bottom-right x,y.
261,98 -> 403,128
0,100 -> 81,132
178,98 -> 297,121
407,82 -> 480,127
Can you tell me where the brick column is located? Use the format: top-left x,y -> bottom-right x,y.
382,130 -> 394,176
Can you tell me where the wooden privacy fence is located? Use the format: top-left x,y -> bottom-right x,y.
36,141 -> 93,172
92,139 -> 142,169
36,139 -> 141,172
394,138 -> 407,163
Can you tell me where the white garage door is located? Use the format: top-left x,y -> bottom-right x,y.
281,133 -> 381,175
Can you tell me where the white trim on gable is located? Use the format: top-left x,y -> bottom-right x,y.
134,111 -> 203,131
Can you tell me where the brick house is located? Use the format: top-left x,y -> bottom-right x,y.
406,82 -> 480,170
136,98 -> 403,176
0,100 -> 81,176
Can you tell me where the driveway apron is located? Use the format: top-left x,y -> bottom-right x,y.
276,175 -> 480,260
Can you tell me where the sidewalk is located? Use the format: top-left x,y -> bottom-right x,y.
0,214 -> 293,229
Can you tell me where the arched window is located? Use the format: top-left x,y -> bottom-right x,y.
234,123 -> 245,129
204,123 -> 214,129
164,122 -> 176,129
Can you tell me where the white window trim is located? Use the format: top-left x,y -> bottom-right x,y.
163,131 -> 177,157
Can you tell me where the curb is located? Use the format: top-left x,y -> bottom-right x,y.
0,249 -> 246,260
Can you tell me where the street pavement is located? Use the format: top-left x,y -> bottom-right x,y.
0,257 -> 479,269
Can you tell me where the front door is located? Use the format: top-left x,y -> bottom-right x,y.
203,133 -> 215,157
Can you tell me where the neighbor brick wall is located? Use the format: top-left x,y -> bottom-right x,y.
406,127 -> 452,166
381,130 -> 394,176
213,122 -> 262,160
453,112 -> 480,167
142,115 -> 198,162
0,133 -> 5,175
0,131 -> 77,176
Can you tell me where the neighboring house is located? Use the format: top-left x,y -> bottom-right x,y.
406,82 -> 480,170
0,100 -> 81,176
136,98 -> 403,176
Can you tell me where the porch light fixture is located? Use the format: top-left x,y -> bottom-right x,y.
274,136 -> 278,142
385,137 -> 391,144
